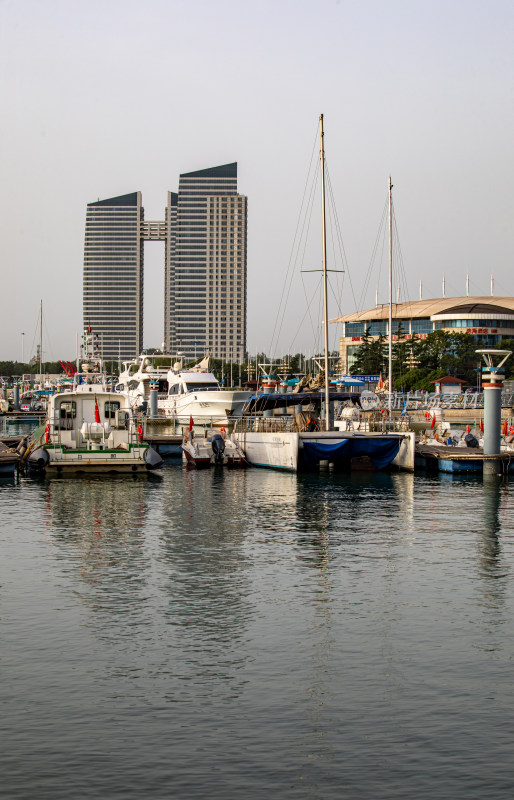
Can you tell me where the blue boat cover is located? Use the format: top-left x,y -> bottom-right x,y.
302,437 -> 401,470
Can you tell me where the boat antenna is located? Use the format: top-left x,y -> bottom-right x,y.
388,177 -> 393,414
320,114 -> 330,431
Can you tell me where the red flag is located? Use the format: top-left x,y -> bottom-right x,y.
431,414 -> 436,429
377,373 -> 384,389
479,419 -> 484,433
94,395 -> 101,423
188,416 -> 194,432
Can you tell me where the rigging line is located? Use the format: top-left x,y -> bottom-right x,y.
270,158 -> 320,357
327,272 -> 346,320
390,199 -> 410,309
43,315 -> 55,363
288,167 -> 315,348
327,275 -> 343,353
299,266 -> 322,350
325,170 -> 357,310
325,178 -> 349,320
359,199 -> 388,310
275,168 -> 319,356
323,170 -> 354,352
287,279 -> 323,354
267,127 -> 319,356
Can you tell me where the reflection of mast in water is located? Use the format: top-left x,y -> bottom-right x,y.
158,469 -> 254,646
470,477 -> 509,654
294,476 -> 335,768
478,477 -> 507,589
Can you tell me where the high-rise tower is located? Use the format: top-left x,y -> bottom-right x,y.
83,192 -> 143,360
83,164 -> 247,362
165,163 -> 247,361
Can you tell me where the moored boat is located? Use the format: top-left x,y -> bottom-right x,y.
116,353 -> 175,411
25,334 -> 163,476
160,355 -> 251,424
182,427 -> 246,468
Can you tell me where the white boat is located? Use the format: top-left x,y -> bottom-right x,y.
25,336 -> 163,475
159,355 -> 251,424
116,354 -> 176,410
182,427 -> 246,468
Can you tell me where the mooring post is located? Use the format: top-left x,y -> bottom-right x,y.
262,375 -> 273,418
149,385 -> 158,417
477,349 -> 511,477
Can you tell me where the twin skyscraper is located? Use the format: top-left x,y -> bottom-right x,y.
83,163 -> 247,361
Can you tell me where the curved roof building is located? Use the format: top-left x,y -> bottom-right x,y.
332,296 -> 514,372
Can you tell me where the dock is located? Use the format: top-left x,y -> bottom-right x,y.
415,443 -> 514,474
0,441 -> 20,476
143,433 -> 183,458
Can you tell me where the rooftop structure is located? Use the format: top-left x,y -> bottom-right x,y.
332,296 -> 514,372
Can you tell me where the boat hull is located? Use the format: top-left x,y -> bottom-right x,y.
232,430 -> 413,472
160,390 -> 251,423
27,445 -> 161,475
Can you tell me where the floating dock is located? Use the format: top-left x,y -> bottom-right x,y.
415,443 -> 514,474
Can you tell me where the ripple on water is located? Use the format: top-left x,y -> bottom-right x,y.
1,468 -> 514,798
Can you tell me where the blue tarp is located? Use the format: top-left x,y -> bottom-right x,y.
302,437 -> 401,470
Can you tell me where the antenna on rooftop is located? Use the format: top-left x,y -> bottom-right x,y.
491,274 -> 494,296
466,273 -> 470,297
419,280 -> 422,300
442,275 -> 446,298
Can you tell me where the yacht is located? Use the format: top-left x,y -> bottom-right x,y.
116,354 -> 175,410
159,356 -> 251,425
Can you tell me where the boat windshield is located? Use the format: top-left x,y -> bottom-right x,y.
185,382 -> 219,392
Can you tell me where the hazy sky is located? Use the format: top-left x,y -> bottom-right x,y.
1,0 -> 513,362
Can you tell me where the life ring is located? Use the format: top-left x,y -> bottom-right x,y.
45,422 -> 50,443
137,424 -> 143,442
220,427 -> 226,439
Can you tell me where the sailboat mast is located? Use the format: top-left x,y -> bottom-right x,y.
319,114 -> 330,431
388,177 -> 393,413
39,299 -> 43,385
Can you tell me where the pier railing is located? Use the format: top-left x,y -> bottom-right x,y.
233,416 -> 328,434
377,390 -> 514,410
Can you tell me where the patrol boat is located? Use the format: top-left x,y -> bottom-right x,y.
25,334 -> 163,475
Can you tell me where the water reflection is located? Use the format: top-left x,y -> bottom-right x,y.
156,468 -> 255,693
472,477 -> 510,659
41,476 -> 156,610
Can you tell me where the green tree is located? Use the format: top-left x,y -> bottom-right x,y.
494,339 -> 514,378
412,331 -> 475,379
350,329 -> 387,375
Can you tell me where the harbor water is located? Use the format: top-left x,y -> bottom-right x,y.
1,466 -> 514,798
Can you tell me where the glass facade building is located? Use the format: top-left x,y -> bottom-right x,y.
334,297 -> 514,373
83,192 -> 143,360
83,163 -> 247,362
165,163 -> 247,361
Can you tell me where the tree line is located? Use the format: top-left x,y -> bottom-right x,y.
349,329 -> 514,390
2,335 -> 514,390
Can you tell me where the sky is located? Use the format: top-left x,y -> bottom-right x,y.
1,0 -> 513,362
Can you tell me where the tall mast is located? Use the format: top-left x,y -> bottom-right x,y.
388,177 -> 393,413
39,299 -> 43,385
319,114 -> 330,431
